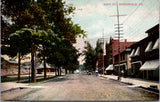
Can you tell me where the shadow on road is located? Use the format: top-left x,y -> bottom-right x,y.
47,77 -> 73,82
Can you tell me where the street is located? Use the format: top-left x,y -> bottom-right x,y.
2,73 -> 159,101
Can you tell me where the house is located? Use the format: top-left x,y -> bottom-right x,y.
129,24 -> 159,80
1,58 -> 18,76
36,62 -> 54,74
1,58 -> 29,76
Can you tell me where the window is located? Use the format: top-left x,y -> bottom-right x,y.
134,47 -> 140,56
152,38 -> 159,50
130,49 -> 135,57
145,41 -> 153,52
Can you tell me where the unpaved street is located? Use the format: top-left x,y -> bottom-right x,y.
3,73 -> 159,101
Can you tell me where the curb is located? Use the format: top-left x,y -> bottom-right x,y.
1,75 -> 63,93
101,76 -> 159,94
105,77 -> 133,85
1,87 -> 28,94
138,86 -> 159,93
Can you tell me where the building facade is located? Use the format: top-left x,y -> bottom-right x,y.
108,38 -> 135,64
114,48 -> 132,77
129,24 -> 159,80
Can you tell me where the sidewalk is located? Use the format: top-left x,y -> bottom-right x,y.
101,74 -> 159,90
1,74 -> 62,93
1,82 -> 45,93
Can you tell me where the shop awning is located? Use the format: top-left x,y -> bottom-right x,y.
140,59 -> 159,70
105,64 -> 113,70
114,63 -> 126,67
114,63 -> 127,70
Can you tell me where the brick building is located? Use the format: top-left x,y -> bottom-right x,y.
106,37 -> 135,65
114,48 -> 132,76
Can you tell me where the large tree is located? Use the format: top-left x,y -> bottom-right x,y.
37,0 -> 86,43
83,42 -> 96,72
83,41 -> 103,72
2,29 -> 32,82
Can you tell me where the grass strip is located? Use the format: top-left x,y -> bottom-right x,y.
21,75 -> 59,83
1,75 -> 54,82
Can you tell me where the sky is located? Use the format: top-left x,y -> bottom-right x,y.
2,0 -> 159,65
63,0 -> 159,65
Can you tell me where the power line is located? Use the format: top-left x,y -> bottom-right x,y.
121,0 -> 157,33
122,7 -> 158,38
121,0 -> 144,24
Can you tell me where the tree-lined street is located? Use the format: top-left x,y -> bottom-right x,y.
1,0 -> 159,101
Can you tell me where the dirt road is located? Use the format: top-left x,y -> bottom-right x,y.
2,73 -> 159,101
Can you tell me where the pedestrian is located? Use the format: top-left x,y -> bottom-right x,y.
95,70 -> 98,76
121,70 -> 124,77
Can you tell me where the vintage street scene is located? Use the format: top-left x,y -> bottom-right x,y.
1,0 -> 159,101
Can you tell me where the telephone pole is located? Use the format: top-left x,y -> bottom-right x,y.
102,29 -> 105,76
98,29 -> 107,76
110,1 -> 126,80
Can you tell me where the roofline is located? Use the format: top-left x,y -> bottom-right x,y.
145,24 -> 159,33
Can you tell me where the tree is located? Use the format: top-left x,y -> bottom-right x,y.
83,42 -> 96,72
37,29 -> 61,78
46,39 -> 79,75
2,29 -> 31,82
1,0 -> 47,39
83,41 -> 103,72
2,0 -> 48,82
60,40 -> 80,74
37,0 -> 86,43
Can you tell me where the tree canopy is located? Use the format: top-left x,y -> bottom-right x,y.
1,0 -> 86,82
83,41 -> 103,72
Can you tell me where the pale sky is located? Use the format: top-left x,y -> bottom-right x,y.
64,0 -> 159,64
2,0 -> 159,65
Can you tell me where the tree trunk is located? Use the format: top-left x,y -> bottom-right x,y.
43,55 -> 46,79
55,68 -> 57,76
57,68 -> 60,76
65,69 -> 67,75
17,52 -> 21,83
31,43 -> 36,82
60,67 -> 61,76
43,46 -> 46,79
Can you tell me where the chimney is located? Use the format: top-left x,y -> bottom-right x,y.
125,39 -> 127,49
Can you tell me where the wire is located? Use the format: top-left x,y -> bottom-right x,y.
121,0 -> 144,24
121,2 -> 158,39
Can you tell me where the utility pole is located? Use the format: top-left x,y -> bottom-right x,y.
98,31 -> 107,76
110,1 -> 126,81
102,29 -> 104,76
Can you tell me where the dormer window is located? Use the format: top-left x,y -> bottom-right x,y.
145,41 -> 153,52
152,38 -> 159,50
134,47 -> 140,56
130,49 -> 135,57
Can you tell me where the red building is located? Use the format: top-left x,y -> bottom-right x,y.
109,38 -> 135,64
